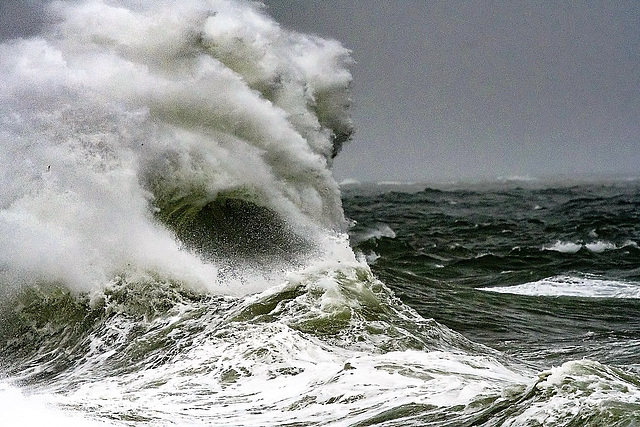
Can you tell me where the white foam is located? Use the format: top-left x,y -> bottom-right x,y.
376,180 -> 418,186
542,241 -> 582,253
480,275 -> 640,299
506,360 -> 640,425
585,241 -> 617,253
339,178 -> 362,186
0,382 -> 113,426
36,299 -> 528,426
543,240 -> 619,254
357,223 -> 397,242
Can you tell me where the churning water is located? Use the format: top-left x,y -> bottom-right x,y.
2,1 -> 640,425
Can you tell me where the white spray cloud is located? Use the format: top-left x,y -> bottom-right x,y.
0,0 -> 353,293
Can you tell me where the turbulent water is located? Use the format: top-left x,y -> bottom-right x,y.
2,1 -> 640,426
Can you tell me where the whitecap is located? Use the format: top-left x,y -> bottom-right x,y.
542,241 -> 582,253
585,241 -> 617,253
480,275 -> 640,299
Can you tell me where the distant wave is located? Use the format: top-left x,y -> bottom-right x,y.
350,223 -> 396,245
339,178 -> 362,186
480,274 -> 640,299
542,240 -> 633,254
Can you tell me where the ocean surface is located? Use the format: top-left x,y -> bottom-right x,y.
2,1 -> 640,426
343,180 -> 640,368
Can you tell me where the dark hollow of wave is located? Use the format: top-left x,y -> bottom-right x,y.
158,196 -> 313,267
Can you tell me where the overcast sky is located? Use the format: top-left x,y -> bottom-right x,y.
265,1 -> 640,182
2,1 -> 639,182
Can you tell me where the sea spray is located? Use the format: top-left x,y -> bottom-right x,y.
0,0 -> 353,294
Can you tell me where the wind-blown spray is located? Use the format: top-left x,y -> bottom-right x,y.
0,0 -> 353,293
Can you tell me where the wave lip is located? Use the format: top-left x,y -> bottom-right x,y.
480,274 -> 640,299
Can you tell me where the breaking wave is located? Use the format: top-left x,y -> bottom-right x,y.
0,0 -> 353,294
2,1 -> 640,426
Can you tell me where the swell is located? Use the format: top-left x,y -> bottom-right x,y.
5,253 -> 638,425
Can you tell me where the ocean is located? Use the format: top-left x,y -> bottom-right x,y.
1,1 -> 640,426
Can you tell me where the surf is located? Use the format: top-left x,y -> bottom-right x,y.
2,1 -> 640,426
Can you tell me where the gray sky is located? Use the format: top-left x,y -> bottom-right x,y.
3,1 -> 639,182
265,1 -> 640,182
0,1 -> 45,40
